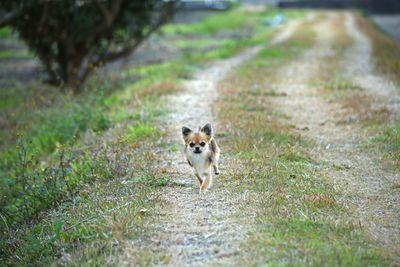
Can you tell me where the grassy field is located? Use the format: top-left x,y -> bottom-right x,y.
214,14 -> 389,265
0,6 -> 302,264
0,6 -> 399,266
0,69 -> 180,264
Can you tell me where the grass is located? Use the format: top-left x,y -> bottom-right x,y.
2,4 -> 294,244
2,6 -> 290,263
2,6 -> 394,265
0,55 -> 185,264
0,26 -> 12,38
214,13 -> 389,265
258,47 -> 287,58
348,13 -> 400,167
354,12 -> 400,85
234,14 -> 315,79
162,7 -> 307,61
0,85 -> 114,226
310,12 -> 399,169
0,81 -> 177,265
0,26 -> 31,58
319,73 -> 398,169
323,77 -> 362,91
0,49 -> 33,59
3,140 -> 169,265
172,38 -> 231,49
372,124 -> 400,162
164,8 -> 305,36
0,26 -> 20,40
127,122 -> 161,141
162,8 -> 259,36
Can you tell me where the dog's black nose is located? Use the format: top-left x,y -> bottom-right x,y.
194,146 -> 201,153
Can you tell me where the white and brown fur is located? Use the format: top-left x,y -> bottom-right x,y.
182,123 -> 220,193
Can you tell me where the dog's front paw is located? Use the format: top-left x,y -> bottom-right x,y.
200,187 -> 208,193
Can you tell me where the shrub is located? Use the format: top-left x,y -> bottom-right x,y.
0,0 -> 176,91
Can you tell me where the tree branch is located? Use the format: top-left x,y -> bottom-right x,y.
94,0 -> 122,35
80,1 -> 176,83
38,4 -> 49,33
0,10 -> 23,28
101,1 -> 176,63
0,0 -> 52,28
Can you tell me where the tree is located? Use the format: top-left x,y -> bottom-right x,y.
0,0 -> 176,91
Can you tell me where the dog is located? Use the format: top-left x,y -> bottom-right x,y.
182,123 -> 220,193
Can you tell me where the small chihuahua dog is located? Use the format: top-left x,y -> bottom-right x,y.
182,123 -> 220,193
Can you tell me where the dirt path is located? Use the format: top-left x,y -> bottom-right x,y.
268,12 -> 400,262
120,19 -> 302,266
341,12 -> 400,260
119,11 -> 400,265
344,13 -> 400,119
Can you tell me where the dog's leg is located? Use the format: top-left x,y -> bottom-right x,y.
195,173 -> 203,185
213,165 -> 220,175
213,152 -> 220,175
200,171 -> 212,193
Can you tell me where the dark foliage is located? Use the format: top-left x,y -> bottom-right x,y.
0,0 -> 176,91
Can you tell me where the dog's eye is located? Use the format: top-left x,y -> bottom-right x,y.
189,142 -> 195,147
200,142 -> 206,147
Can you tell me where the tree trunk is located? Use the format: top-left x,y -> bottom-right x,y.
57,40 -> 88,92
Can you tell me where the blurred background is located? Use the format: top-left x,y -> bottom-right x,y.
1,0 -> 399,88
176,0 -> 400,39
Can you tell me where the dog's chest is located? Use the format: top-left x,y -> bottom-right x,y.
188,152 -> 209,174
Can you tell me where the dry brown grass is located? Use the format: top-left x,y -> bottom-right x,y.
126,81 -> 183,109
331,13 -> 354,49
215,14 -> 321,154
341,93 -> 390,124
312,13 -> 391,126
354,12 -> 400,85
212,12 -> 391,265
138,81 -> 182,99
309,13 -> 353,85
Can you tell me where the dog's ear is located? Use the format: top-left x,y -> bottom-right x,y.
182,126 -> 192,139
201,123 -> 212,138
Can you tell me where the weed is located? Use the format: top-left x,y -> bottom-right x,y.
0,139 -> 74,229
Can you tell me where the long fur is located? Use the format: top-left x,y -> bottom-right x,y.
182,123 -> 220,193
